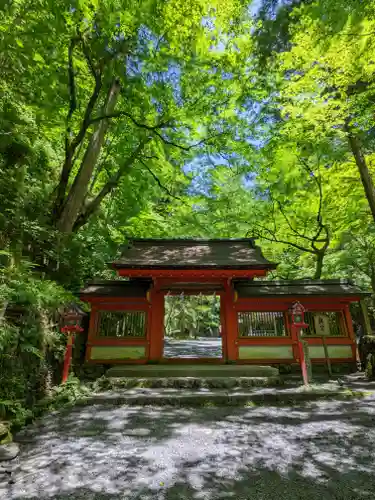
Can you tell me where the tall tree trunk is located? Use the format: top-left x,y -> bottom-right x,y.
314,251 -> 324,279
347,130 -> 375,223
56,79 -> 121,233
53,149 -> 75,220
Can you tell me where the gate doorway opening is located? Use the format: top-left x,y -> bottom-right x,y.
163,293 -> 222,359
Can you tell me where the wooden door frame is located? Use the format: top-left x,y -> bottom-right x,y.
157,285 -> 229,364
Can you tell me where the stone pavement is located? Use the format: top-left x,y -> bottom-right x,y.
2,391 -> 375,499
163,337 -> 222,358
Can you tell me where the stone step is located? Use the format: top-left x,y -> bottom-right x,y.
105,364 -> 279,379
77,384 -> 369,407
97,375 -> 282,390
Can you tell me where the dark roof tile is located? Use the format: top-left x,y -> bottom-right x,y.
80,280 -> 151,298
113,239 -> 276,270
235,279 -> 370,298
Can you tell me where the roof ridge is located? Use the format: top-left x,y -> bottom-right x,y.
239,279 -> 354,286
127,238 -> 256,244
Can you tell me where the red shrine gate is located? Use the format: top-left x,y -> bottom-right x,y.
81,239 -> 368,367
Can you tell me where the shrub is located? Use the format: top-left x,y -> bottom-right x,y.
0,256 -> 74,430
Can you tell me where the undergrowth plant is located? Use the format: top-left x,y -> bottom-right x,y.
0,255 -> 74,430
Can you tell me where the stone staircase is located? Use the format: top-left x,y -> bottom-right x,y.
77,366 -> 370,407
105,364 -> 280,379
83,364 -> 283,405
99,365 -> 282,391
102,364 -> 281,391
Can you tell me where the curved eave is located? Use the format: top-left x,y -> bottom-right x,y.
237,293 -> 368,300
236,292 -> 371,302
111,263 -> 278,271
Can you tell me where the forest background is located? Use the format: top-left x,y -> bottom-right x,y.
1,0 -> 375,424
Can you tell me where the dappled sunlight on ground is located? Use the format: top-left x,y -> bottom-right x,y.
2,398 -> 375,499
163,338 -> 222,358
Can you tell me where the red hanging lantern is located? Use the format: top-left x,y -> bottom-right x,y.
60,305 -> 84,383
61,314 -> 84,334
291,301 -> 308,329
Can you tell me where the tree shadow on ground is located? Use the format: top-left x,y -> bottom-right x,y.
163,338 -> 222,358
2,396 -> 375,499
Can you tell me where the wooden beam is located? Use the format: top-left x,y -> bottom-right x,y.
235,296 -> 361,310
117,269 -> 268,279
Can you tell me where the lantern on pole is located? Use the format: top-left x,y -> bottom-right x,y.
290,301 -> 310,385
291,301 -> 308,329
60,305 -> 84,383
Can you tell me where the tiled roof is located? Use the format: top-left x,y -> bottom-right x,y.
80,280 -> 151,298
113,239 -> 277,270
235,279 -> 370,297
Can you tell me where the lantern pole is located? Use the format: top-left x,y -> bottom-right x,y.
291,302 -> 310,386
62,333 -> 74,383
60,306 -> 84,384
297,328 -> 310,386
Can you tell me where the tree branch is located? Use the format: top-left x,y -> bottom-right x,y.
90,113 -> 225,152
298,156 -> 330,253
73,138 -> 151,231
276,199 -> 316,241
139,159 -> 182,201
337,31 -> 375,38
153,130 -> 226,151
252,223 -> 315,254
300,157 -> 323,223
66,37 -> 77,127
153,30 -> 169,56
78,29 -> 98,79
350,260 -> 371,277
90,111 -> 171,130
61,37 -> 78,200
252,156 -> 330,278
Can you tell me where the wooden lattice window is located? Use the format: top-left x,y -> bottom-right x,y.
98,311 -> 146,338
304,312 -> 345,337
238,311 -> 287,337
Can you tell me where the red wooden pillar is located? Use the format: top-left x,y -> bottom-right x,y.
220,293 -> 227,361
148,285 -> 164,362
62,334 -> 74,382
223,280 -> 238,362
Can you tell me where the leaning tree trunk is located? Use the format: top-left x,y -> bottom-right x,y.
347,131 -> 375,224
56,79 -> 121,233
72,138 -> 150,231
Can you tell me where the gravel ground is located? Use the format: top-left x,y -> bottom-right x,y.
163,338 -> 222,358
2,397 -> 375,500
